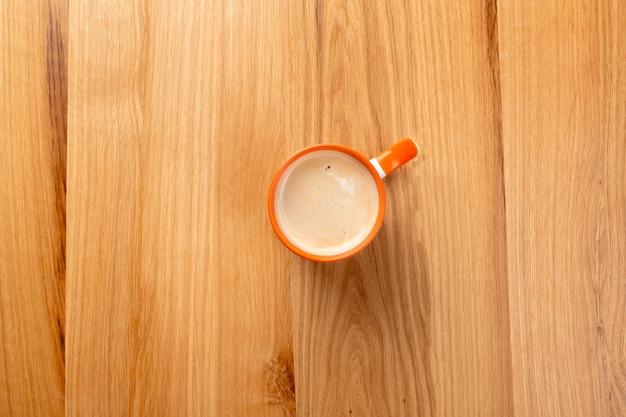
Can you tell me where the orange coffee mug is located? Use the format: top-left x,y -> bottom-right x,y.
268,139 -> 419,262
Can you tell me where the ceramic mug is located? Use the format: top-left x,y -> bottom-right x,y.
268,139 -> 419,262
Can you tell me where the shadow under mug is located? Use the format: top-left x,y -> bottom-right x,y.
268,139 -> 419,262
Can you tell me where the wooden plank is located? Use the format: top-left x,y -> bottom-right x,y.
498,0 -> 626,415
136,1 -> 294,415
598,2 -> 626,413
289,1 -> 513,415
67,0 -> 294,415
66,0 -> 144,415
65,0 -> 181,413
0,0 -> 67,415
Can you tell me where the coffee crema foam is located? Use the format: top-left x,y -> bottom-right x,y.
274,150 -> 380,256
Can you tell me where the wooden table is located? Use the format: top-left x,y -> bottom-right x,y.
1,0 -> 624,416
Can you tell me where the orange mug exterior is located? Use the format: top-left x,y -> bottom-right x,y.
373,138 -> 419,177
268,139 -> 419,262
268,144 -> 386,262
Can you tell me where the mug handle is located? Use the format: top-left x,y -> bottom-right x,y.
369,138 -> 419,178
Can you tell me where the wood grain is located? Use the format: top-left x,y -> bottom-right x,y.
66,0 -> 515,415
0,0 -> 66,415
1,0 -> 622,415
66,0 -> 294,415
66,0 -> 144,414
599,2 -> 626,413
288,0 -> 513,416
499,0 -> 626,415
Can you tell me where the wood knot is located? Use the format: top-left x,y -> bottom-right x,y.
264,351 -> 295,416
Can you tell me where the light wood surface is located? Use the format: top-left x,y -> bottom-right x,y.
0,0 -> 624,416
0,0 -> 66,416
499,1 -> 626,415
289,1 -> 513,415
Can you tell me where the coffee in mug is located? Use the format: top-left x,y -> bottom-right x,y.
272,149 -> 380,256
268,139 -> 418,262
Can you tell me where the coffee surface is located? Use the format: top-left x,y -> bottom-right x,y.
274,150 -> 380,256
